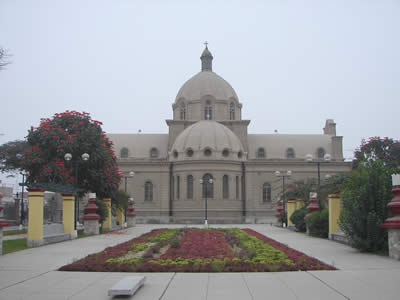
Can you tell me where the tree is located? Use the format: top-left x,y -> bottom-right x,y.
113,189 -> 130,211
353,137 -> 400,170
339,159 -> 392,252
20,111 -> 122,198
0,47 -> 11,70
0,140 -> 29,173
284,174 -> 348,208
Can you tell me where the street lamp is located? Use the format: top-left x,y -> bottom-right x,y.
305,153 -> 331,188
200,177 -> 213,226
275,170 -> 292,227
124,171 -> 135,224
64,152 -> 90,230
124,171 -> 135,193
16,153 -> 26,228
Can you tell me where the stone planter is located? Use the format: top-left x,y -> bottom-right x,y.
126,200 -> 136,227
83,193 -> 100,235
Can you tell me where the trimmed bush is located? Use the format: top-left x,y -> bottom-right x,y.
339,159 -> 392,252
290,207 -> 308,232
306,209 -> 329,238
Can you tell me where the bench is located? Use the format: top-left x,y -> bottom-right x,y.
108,276 -> 145,297
43,223 -> 71,245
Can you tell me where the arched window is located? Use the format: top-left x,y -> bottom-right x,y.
223,175 -> 229,199
120,147 -> 129,158
286,148 -> 295,159
187,175 -> 193,199
176,176 -> 180,199
263,183 -> 271,202
204,148 -> 212,157
229,102 -> 235,120
180,103 -> 186,120
144,181 -> 153,201
317,147 -> 325,159
150,148 -> 158,159
186,148 -> 194,157
257,147 -> 265,158
202,173 -> 213,198
204,100 -> 212,120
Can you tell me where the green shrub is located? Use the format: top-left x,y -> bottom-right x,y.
148,228 -> 179,242
290,207 -> 308,232
306,209 -> 329,238
170,238 -> 180,248
339,159 -> 392,252
211,259 -> 225,272
131,242 -> 148,252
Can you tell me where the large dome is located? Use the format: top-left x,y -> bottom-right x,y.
170,120 -> 245,161
175,71 -> 238,101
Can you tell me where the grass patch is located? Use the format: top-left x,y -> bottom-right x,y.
2,238 -> 28,254
3,229 -> 27,236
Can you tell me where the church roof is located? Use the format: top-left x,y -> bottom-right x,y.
171,120 -> 245,161
247,134 -> 334,160
175,71 -> 238,102
107,133 -> 169,159
200,46 -> 213,59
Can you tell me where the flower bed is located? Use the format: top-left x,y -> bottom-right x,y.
59,228 -> 336,272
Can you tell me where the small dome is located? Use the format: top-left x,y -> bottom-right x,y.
171,120 -> 245,161
175,71 -> 238,101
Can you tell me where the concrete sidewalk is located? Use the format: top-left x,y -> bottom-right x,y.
0,224 -> 399,299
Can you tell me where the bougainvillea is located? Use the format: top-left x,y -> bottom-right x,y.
59,228 -> 336,273
20,111 -> 122,197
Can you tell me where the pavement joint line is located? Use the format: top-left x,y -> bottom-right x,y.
276,273 -> 299,299
306,271 -> 350,300
66,272 -> 110,300
159,272 -> 176,300
206,273 -> 210,300
0,269 -> 53,292
241,273 -> 254,300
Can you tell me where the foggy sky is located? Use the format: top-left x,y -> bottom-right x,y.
1,0 -> 399,189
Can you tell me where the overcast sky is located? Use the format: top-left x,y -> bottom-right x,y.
1,0 -> 399,189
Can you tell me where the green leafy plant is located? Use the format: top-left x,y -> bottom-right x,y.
290,207 -> 308,232
131,243 -> 148,252
340,159 -> 392,252
353,136 -> 400,170
306,209 -> 329,238
0,140 -> 29,173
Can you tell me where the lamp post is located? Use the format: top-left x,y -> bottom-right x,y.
200,178 -> 213,226
305,153 -> 331,189
64,152 -> 90,230
15,154 -> 26,228
19,172 -> 26,227
124,171 -> 135,224
274,170 -> 292,227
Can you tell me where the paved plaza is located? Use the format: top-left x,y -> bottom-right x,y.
1,224 -> 399,299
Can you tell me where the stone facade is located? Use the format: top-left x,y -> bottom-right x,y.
108,46 -> 352,223
388,229 -> 400,260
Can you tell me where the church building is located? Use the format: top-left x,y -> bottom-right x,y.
108,46 -> 351,223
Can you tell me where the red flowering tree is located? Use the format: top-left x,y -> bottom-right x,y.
353,137 -> 400,170
20,111 -> 122,198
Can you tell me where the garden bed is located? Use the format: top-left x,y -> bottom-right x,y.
59,228 -> 336,272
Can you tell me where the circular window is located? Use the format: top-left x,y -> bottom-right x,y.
173,150 -> 178,158
238,151 -> 243,159
204,148 -> 212,157
186,149 -> 193,157
222,149 -> 230,157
